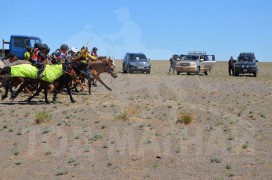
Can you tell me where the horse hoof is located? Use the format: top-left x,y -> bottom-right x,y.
71,100 -> 76,103
2,95 -> 7,100
108,88 -> 112,91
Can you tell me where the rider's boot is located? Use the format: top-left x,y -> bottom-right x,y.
84,67 -> 94,81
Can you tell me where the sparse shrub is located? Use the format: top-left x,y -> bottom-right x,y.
210,156 -> 222,163
24,112 -> 30,117
176,113 -> 193,125
211,157 -> 222,163
116,106 -> 139,121
12,149 -> 20,156
242,141 -> 249,149
55,169 -> 68,176
84,146 -> 90,152
16,130 -> 22,136
68,157 -> 80,166
116,111 -> 129,121
143,139 -> 152,144
35,111 -> 52,124
89,134 -> 103,143
42,127 -> 50,134
226,164 -> 231,169
228,134 -> 235,140
44,150 -> 52,155
15,160 -> 22,165
74,134 -> 80,139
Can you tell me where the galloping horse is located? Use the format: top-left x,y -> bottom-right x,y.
88,57 -> 117,94
0,62 -> 76,104
72,56 -> 117,94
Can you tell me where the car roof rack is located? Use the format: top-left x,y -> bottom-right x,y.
188,51 -> 206,55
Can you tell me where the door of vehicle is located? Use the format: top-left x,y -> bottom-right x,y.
10,37 -> 30,59
203,55 -> 216,71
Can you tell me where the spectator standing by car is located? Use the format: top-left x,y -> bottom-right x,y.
228,56 -> 235,76
168,55 -> 177,74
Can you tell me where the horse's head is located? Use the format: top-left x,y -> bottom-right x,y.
102,57 -> 117,78
107,63 -> 117,78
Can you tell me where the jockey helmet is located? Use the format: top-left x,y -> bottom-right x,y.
60,44 -> 69,51
34,42 -> 41,48
39,44 -> 51,51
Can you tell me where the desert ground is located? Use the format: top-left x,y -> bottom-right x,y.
0,60 -> 271,179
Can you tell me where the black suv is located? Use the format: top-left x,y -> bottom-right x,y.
234,52 -> 258,77
122,52 -> 151,74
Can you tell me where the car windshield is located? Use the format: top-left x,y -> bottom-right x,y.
182,55 -> 199,61
238,56 -> 255,62
129,54 -> 147,61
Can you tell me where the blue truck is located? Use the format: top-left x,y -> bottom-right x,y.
1,35 -> 42,60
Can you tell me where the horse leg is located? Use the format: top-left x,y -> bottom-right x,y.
95,76 -> 112,91
24,86 -> 33,96
27,85 -> 43,103
44,87 -> 50,104
1,81 -> 10,100
88,80 -> 92,94
52,88 -> 60,102
65,82 -> 76,103
11,82 -> 28,100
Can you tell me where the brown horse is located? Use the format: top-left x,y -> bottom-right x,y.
87,57 -> 117,94
0,60 -> 34,95
72,57 -> 117,94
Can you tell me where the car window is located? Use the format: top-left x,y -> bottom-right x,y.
128,54 -> 147,61
238,56 -> 255,62
183,55 -> 199,61
13,37 -> 27,49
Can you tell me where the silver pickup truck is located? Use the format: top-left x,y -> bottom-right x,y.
175,51 -> 216,75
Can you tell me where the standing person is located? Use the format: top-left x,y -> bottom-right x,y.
228,56 -> 235,76
168,55 -> 177,74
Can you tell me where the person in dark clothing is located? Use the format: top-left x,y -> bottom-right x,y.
228,56 -> 235,76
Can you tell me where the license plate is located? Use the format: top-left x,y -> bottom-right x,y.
138,67 -> 144,69
243,69 -> 247,72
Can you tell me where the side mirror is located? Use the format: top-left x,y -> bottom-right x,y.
256,60 -> 258,62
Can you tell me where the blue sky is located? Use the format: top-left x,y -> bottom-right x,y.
1,0 -> 271,61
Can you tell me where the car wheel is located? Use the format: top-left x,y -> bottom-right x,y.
187,72 -> 191,75
204,71 -> 208,75
234,72 -> 239,76
123,64 -> 127,73
253,72 -> 257,77
177,71 -> 180,75
147,71 -> 150,74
